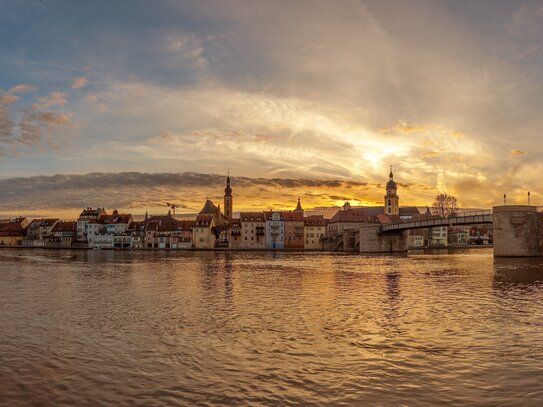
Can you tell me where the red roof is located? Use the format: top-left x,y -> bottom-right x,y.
52,221 -> 76,233
329,208 -> 377,224
240,212 -> 265,222
304,215 -> 327,226
282,211 -> 303,222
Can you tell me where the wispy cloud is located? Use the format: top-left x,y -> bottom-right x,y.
7,84 -> 38,94
71,76 -> 88,90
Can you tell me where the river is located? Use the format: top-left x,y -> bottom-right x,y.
1,248 -> 542,406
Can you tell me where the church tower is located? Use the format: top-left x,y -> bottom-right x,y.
224,172 -> 233,218
384,166 -> 399,215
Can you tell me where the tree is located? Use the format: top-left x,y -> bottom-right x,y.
433,194 -> 458,217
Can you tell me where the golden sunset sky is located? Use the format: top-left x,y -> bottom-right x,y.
0,1 -> 541,218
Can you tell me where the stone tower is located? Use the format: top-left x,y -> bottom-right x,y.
224,172 -> 233,218
384,166 -> 399,215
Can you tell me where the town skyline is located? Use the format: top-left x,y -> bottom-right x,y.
2,1 -> 543,216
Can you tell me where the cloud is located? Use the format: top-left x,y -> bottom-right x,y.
18,109 -> 72,149
0,171 -> 376,215
71,76 -> 88,90
8,84 -> 38,94
0,97 -> 16,144
510,149 -> 527,157
34,91 -> 67,109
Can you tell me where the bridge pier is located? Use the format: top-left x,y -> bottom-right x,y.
359,224 -> 407,254
493,205 -> 543,257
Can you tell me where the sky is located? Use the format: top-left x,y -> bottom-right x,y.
1,0 -> 542,218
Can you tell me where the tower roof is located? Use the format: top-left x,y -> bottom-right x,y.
387,165 -> 397,190
294,197 -> 303,212
224,172 -> 232,195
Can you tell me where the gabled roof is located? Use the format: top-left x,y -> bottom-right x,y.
195,215 -> 214,226
200,199 -> 218,214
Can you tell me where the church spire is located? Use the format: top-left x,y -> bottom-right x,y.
294,197 -> 303,215
389,165 -> 394,181
224,171 -> 233,218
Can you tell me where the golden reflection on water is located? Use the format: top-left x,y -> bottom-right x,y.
1,249 -> 543,406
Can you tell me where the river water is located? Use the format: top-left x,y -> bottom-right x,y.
1,249 -> 543,406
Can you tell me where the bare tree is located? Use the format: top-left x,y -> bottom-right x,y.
433,194 -> 458,217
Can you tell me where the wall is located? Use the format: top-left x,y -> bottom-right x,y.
359,224 -> 407,253
493,205 -> 541,257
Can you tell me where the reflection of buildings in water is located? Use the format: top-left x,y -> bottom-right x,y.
384,271 -> 401,333
196,251 -> 236,309
493,257 -> 543,288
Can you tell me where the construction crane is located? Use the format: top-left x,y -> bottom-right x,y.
166,202 -> 180,217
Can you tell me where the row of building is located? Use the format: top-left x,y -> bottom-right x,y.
0,169 -> 492,250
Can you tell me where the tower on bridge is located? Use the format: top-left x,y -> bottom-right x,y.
384,166 -> 400,215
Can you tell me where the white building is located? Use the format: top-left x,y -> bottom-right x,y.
264,211 -> 284,250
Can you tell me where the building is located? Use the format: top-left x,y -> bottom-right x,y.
240,212 -> 266,249
48,221 -> 77,248
77,208 -> 107,242
407,233 -> 425,249
0,218 -> 29,246
304,215 -> 327,250
193,215 -> 216,249
448,228 -> 469,246
384,166 -> 399,215
144,215 -> 192,249
87,210 -> 134,248
283,210 -> 304,250
265,211 -> 284,249
26,218 -> 59,242
327,204 -> 378,236
224,173 -> 233,218
430,226 -> 448,247
228,218 -> 242,249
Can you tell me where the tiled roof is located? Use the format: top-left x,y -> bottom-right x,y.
240,212 -> 265,222
282,211 -> 303,222
329,208 -> 377,224
229,218 -> 241,227
304,215 -> 327,226
376,214 -> 402,224
263,211 -> 284,221
195,215 -> 213,226
102,214 -> 132,224
52,221 -> 76,233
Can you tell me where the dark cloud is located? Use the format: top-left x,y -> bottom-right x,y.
0,171 -> 371,212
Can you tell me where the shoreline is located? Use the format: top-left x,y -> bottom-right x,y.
0,245 -> 493,253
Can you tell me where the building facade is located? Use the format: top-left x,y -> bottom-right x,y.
240,212 -> 266,249
265,211 -> 284,249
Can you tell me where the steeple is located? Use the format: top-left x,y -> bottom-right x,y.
384,165 -> 399,215
224,171 -> 233,218
294,197 -> 303,215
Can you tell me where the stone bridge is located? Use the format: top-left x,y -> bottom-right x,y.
327,206 -> 543,257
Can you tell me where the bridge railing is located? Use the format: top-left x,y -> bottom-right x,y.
449,209 -> 493,217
